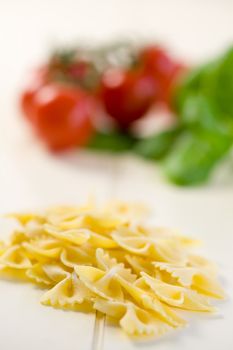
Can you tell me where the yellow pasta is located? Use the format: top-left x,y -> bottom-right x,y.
26,263 -> 54,286
96,248 -> 137,283
139,273 -> 215,312
112,231 -> 187,264
115,273 -> 186,327
125,255 -> 154,276
153,262 -> 225,299
94,298 -> 170,337
0,200 -> 225,339
23,241 -> 62,261
41,273 -> 93,308
0,245 -> 32,270
44,224 -> 90,245
60,245 -> 94,268
75,265 -> 125,301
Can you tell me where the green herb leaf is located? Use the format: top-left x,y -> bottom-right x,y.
163,128 -> 233,186
169,46 -> 233,185
134,125 -> 182,160
87,131 -> 136,153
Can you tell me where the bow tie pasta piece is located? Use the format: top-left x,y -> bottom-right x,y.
188,254 -> 218,276
42,263 -> 70,282
41,273 -> 93,309
0,241 -> 6,255
88,232 -> 118,248
46,208 -> 122,240
120,304 -> 170,337
60,245 -> 94,268
141,294 -> 186,328
125,255 -> 155,276
27,263 -> 70,286
154,262 -> 202,286
96,249 -> 136,283
111,234 -> 151,255
148,227 -> 201,247
10,231 -> 29,245
32,236 -> 61,248
114,226 -> 146,237
9,220 -> 49,245
26,264 -> 54,286
174,235 -> 201,247
75,266 -> 124,301
104,249 -> 129,265
94,298 -> 170,337
24,220 -> 49,240
50,216 -> 83,231
94,297 -> 126,319
115,274 -> 186,328
0,245 -> 32,269
96,248 -> 119,270
88,214 -> 125,230
22,241 -> 61,262
80,214 -> 125,235
127,224 -> 152,236
140,272 -> 215,312
46,207 -> 80,225
45,201 -> 94,226
6,213 -> 45,226
44,224 -> 90,246
52,213 -> 124,235
153,262 -> 225,299
152,241 -> 187,265
112,232 -> 187,264
9,220 -> 45,245
192,273 -> 225,299
44,223 -> 117,248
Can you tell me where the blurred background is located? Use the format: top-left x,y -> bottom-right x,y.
0,0 -> 233,226
0,1 -> 233,349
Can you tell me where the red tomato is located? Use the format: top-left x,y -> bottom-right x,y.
67,61 -> 89,80
20,65 -> 49,121
32,85 -> 94,151
139,46 -> 186,106
100,68 -> 158,129
140,46 -> 177,75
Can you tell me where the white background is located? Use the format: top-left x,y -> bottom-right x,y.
0,1 -> 233,349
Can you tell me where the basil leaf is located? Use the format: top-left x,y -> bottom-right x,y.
163,129 -> 233,186
87,131 -> 136,153
169,46 -> 233,185
134,125 -> 182,160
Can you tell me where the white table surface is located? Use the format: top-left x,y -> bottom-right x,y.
0,1 -> 233,349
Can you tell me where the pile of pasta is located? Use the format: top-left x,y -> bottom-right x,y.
0,201 -> 225,338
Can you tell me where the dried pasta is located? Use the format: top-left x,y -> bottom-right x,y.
0,200 -> 225,339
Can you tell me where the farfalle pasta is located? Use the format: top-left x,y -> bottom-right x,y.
0,200 -> 225,339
